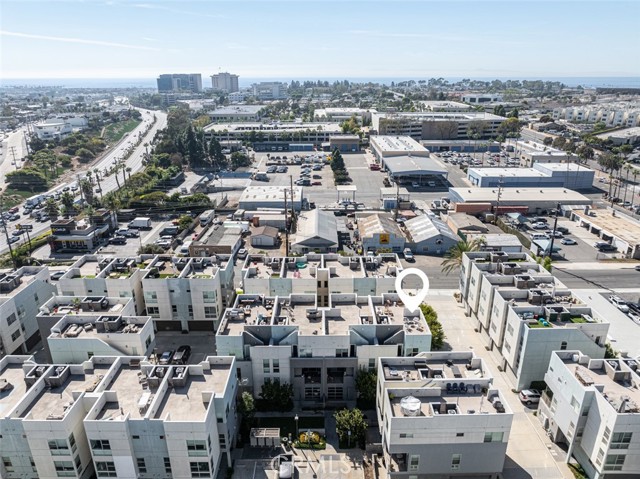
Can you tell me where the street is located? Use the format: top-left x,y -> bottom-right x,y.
0,108 -> 167,255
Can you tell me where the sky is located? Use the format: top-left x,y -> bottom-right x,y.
1,0 -> 639,81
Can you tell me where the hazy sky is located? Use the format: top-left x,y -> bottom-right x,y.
1,0 -> 639,80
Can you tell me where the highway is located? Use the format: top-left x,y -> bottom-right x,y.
0,108 -> 167,256
0,126 -> 29,184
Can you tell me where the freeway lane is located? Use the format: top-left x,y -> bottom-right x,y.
0,108 -> 167,256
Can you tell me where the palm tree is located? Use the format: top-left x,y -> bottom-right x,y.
632,169 -> 639,208
60,191 -> 75,217
126,166 -> 132,183
120,161 -> 127,187
441,237 -> 487,275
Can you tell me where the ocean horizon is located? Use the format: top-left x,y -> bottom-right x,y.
1,76 -> 639,90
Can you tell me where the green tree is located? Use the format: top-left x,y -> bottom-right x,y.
420,304 -> 446,350
257,379 -> 294,412
497,117 -> 521,138
440,237 -> 486,275
184,126 -> 205,167
493,105 -> 506,117
238,391 -> 256,421
192,114 -> 211,129
44,198 -> 59,219
230,151 -> 251,169
334,408 -> 367,448
576,144 -> 594,161
177,215 -> 193,232
593,121 -> 607,132
330,149 -> 346,172
60,191 -> 75,215
208,137 -> 227,170
76,147 -> 95,162
552,137 -> 567,150
5,168 -> 48,191
355,368 -> 377,409
138,244 -> 167,254
543,136 -> 554,146
598,153 -> 622,173
80,179 -> 94,205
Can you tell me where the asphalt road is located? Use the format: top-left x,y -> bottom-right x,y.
0,108 -> 167,255
552,267 -> 640,291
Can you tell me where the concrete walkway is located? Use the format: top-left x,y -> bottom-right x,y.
426,292 -> 574,479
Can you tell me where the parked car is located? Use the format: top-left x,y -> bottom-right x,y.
108,236 -> 127,245
51,271 -> 65,281
411,182 -> 420,188
427,181 -> 436,187
597,244 -> 617,252
172,345 -> 192,364
561,238 -> 577,245
403,248 -> 415,262
236,248 -> 248,259
519,389 -> 541,405
556,226 -> 569,234
159,351 -> 174,365
609,295 -> 630,313
532,222 -> 547,230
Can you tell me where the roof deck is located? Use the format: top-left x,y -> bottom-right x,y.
390,391 -> 505,417
155,365 -> 231,421
103,257 -> 141,279
245,257 -> 283,279
221,297 -> 275,335
326,303 -> 369,335
277,302 -> 320,335
382,359 -> 485,382
325,258 -> 364,278
51,316 -> 147,339
564,357 -> 640,413
186,262 -> 219,279
365,256 -> 400,278
22,365 -> 110,420
283,258 -> 321,279
0,364 -> 29,416
97,365 -> 158,420
0,269 -> 43,296
374,304 -> 427,335
78,258 -> 102,278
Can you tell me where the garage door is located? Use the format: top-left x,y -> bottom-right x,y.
188,320 -> 216,332
154,320 -> 182,332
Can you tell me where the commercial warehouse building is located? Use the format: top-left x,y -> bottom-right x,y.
467,162 -> 595,190
572,209 -> 640,259
370,135 -> 430,160
238,185 -> 304,211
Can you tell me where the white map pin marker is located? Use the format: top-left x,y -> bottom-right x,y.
395,268 -> 430,313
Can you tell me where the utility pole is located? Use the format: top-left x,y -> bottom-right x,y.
284,189 -> 289,256
493,175 -> 504,224
77,174 -> 85,205
394,181 -> 400,221
0,196 -> 18,269
548,202 -> 561,259
9,146 -> 18,170
289,174 -> 296,229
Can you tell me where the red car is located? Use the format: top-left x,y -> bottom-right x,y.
311,181 -> 322,186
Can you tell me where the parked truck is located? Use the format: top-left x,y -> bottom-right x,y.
128,217 -> 152,229
199,209 -> 215,226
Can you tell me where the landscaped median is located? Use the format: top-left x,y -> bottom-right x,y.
1,230 -> 52,266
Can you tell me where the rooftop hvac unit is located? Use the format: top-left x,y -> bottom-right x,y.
400,396 -> 421,417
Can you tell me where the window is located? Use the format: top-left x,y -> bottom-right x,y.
3,457 -> 14,473
504,342 -> 511,353
399,433 -> 413,439
187,440 -> 208,457
146,306 -> 159,316
90,439 -> 112,455
263,359 -> 270,374
407,348 -> 419,357
560,341 -> 568,350
49,439 -> 70,455
596,448 -> 605,465
203,291 -> 217,303
164,458 -> 172,474
118,291 -> 131,298
54,461 -> 75,477
11,330 -> 21,342
603,427 -> 612,442
604,454 -> 626,471
95,461 -> 117,477
570,396 -> 580,412
368,358 -> 376,372
506,324 -> 514,335
611,432 -> 632,449
68,433 -> 77,454
305,386 -> 320,400
74,455 -> 82,474
188,305 -> 193,316
408,455 -> 419,472
204,306 -> 217,319
328,387 -> 343,400
273,359 -> 280,373
144,291 -> 157,303
484,432 -> 504,442
336,348 -> 348,358
190,461 -> 211,478
451,454 -> 461,470
219,434 -> 226,449
6,313 -> 17,326
137,458 -> 147,474
456,432 -> 465,437
171,305 -> 178,314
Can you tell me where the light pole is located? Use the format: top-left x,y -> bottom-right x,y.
294,414 -> 299,441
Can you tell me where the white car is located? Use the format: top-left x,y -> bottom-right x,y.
609,295 -> 630,313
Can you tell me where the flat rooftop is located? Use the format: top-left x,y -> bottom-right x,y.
155,365 -> 231,421
0,269 -> 43,296
221,297 -> 275,335
370,135 -> 428,153
390,392 -> 500,417
22,365 -> 110,420
78,258 -> 102,278
205,122 -> 342,133
186,263 -> 220,279
374,305 -> 428,335
277,302 -> 321,335
52,317 -> 146,339
450,187 -> 592,205
574,210 -> 640,246
469,167 -> 548,178
97,365 -> 157,420
381,358 -> 485,382
327,303 -> 369,335
563,358 -> 640,412
0,364 -> 29,416
282,258 -> 321,279
325,258 -> 364,278
365,256 -> 400,279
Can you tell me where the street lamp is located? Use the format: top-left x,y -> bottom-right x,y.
294,414 -> 299,440
348,430 -> 351,448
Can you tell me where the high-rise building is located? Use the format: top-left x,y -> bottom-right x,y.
210,72 -> 239,93
156,74 -> 203,93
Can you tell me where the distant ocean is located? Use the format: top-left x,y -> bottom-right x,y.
1,76 -> 639,89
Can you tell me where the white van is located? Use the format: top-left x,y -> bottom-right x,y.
178,240 -> 193,256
